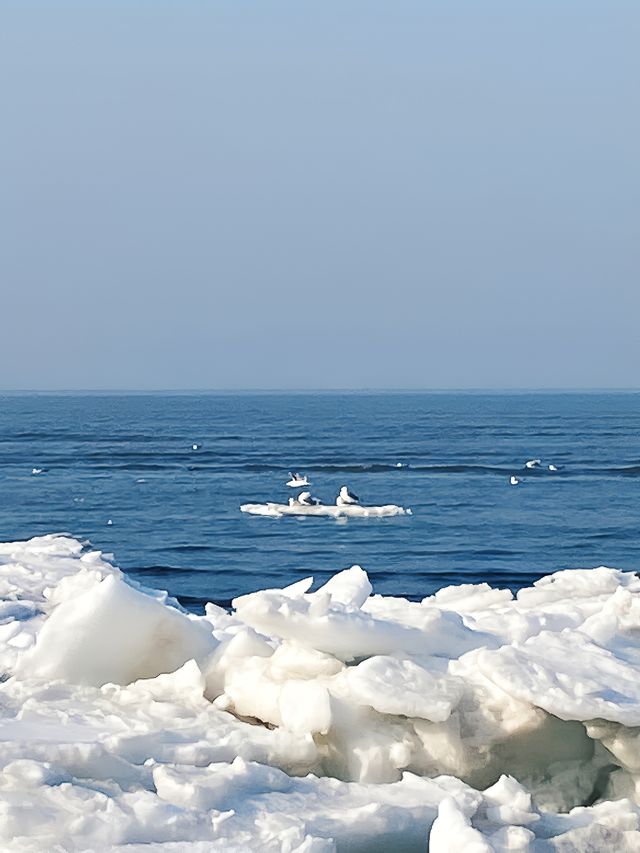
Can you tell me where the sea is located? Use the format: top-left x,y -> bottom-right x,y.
1,392 -> 639,611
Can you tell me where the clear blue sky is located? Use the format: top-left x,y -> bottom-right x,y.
1,1 -> 638,390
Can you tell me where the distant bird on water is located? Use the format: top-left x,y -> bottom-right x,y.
287,472 -> 309,488
525,459 -> 541,469
337,485 -> 360,506
510,475 -> 520,485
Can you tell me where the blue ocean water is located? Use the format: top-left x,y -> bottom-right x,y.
0,392 -> 639,610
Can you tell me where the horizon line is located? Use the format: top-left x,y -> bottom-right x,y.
2,387 -> 640,395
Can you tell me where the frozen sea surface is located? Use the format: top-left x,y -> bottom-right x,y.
1,535 -> 640,850
1,391 -> 640,609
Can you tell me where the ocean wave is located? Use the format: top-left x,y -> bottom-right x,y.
241,462 -> 514,474
606,465 -> 640,475
7,454 -> 640,479
162,544 -> 216,554
1,534 -> 640,850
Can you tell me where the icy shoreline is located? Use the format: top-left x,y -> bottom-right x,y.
1,536 -> 640,850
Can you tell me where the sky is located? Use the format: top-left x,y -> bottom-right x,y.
1,1 -> 639,390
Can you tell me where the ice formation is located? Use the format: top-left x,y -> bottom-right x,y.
1,536 -> 640,850
240,502 -> 410,518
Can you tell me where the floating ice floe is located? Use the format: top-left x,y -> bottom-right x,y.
241,502 -> 410,518
1,535 -> 640,849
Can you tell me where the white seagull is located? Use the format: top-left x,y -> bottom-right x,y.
286,472 -> 309,488
525,459 -> 541,469
337,485 -> 360,506
510,475 -> 520,485
297,491 -> 321,506
548,464 -> 558,472
31,468 -> 44,475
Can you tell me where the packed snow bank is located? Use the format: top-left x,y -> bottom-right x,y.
2,536 -> 640,850
240,502 -> 410,518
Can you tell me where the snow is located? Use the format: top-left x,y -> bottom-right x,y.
1,534 -> 640,850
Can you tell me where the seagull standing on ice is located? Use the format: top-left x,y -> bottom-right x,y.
510,475 -> 520,485
297,491 -> 321,506
287,472 -> 309,488
337,485 -> 360,506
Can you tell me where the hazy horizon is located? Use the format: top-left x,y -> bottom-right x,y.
2,1 -> 639,391
3,386 -> 640,395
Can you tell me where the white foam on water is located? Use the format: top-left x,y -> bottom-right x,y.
1,534 -> 640,850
